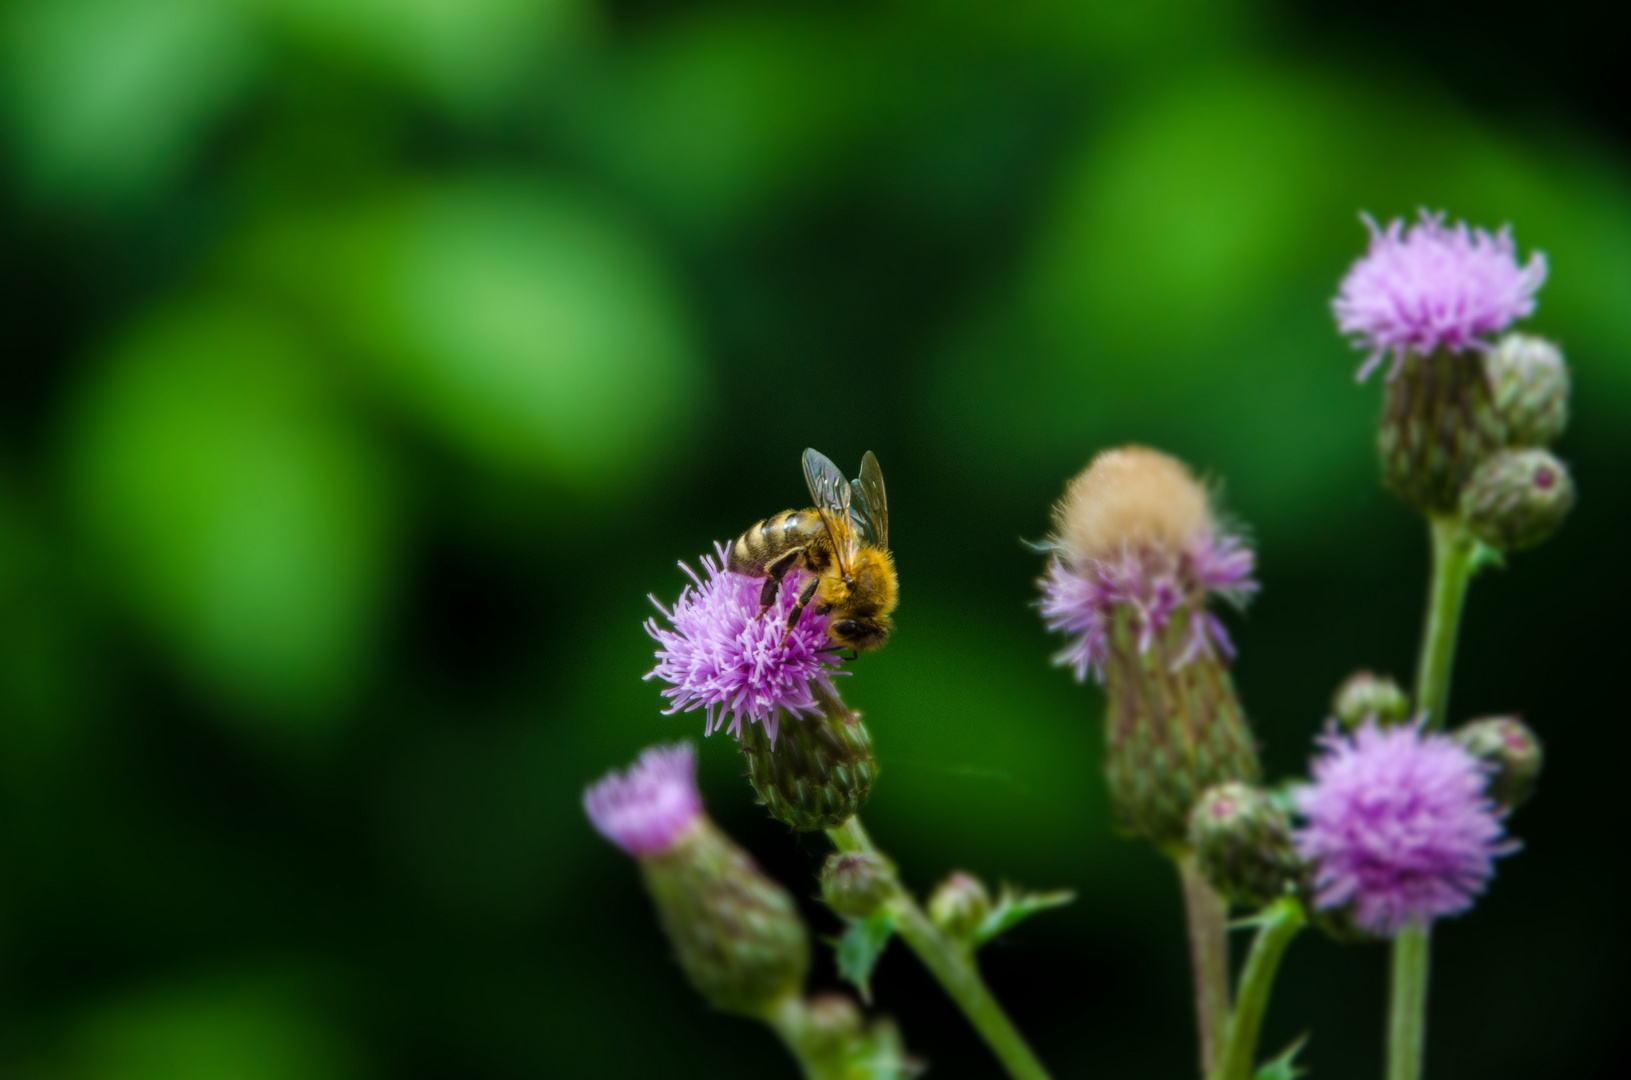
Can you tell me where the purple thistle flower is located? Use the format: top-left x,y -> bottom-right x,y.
645,543 -> 842,742
1294,721 -> 1515,937
584,743 -> 704,857
1040,531 -> 1257,683
1334,210 -> 1548,381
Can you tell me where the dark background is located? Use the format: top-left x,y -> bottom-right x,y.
2,1 -> 1625,1076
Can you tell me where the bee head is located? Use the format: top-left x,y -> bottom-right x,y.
829,616 -> 890,652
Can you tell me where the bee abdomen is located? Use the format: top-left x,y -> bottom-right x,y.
728,509 -> 817,575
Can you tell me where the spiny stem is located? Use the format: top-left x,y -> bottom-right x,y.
827,816 -> 1054,1080
1178,854 -> 1232,1078
1216,898 -> 1306,1080
1388,514 -> 1477,1080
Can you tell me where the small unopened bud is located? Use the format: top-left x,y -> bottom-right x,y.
1379,348 -> 1509,516
928,872 -> 992,941
1461,448 -> 1575,552
1332,671 -> 1411,729
739,686 -> 877,831
800,993 -> 866,1060
1453,716 -> 1543,808
820,851 -> 896,919
640,819 -> 809,1016
1485,333 -> 1569,447
1188,782 -> 1301,909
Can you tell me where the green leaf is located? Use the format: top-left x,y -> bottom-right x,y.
834,909 -> 896,1003
1470,541 -> 1507,574
970,887 -> 1075,947
1253,1035 -> 1310,1080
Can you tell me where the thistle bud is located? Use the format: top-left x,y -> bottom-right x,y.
1485,333 -> 1569,447
1332,671 -> 1411,729
799,994 -> 866,1061
795,998 -> 919,1079
928,871 -> 992,941
1378,348 -> 1509,515
1188,782 -> 1301,909
1038,448 -> 1262,849
820,850 -> 897,919
1452,716 -> 1543,808
640,819 -> 810,1015
1461,448 -> 1575,553
585,745 -> 808,1016
739,685 -> 877,831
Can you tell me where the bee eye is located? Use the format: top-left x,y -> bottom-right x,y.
832,619 -> 860,638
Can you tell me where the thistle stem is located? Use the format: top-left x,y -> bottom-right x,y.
1215,898 -> 1305,1080
1413,516 -> 1477,732
1178,854 -> 1232,1078
827,816 -> 1053,1080
1387,926 -> 1432,1080
1388,514 -> 1477,1080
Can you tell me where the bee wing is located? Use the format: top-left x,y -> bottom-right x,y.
802,447 -> 857,571
850,450 -> 888,551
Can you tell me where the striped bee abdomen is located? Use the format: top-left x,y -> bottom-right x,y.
727,509 -> 828,576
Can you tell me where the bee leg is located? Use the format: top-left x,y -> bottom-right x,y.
784,577 -> 821,631
758,548 -> 806,613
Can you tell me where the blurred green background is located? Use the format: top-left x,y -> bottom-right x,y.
2,0 -> 1626,1076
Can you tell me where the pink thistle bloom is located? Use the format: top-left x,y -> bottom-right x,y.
1039,531 -> 1257,684
583,743 -> 704,858
1334,211 -> 1548,381
1294,721 -> 1516,937
645,543 -> 842,742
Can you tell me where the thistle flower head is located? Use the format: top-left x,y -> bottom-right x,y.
646,543 -> 841,742
583,743 -> 703,858
1039,447 -> 1256,683
1294,721 -> 1515,937
1334,211 -> 1547,381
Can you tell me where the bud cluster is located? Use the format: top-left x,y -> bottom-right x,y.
1334,213 -> 1574,549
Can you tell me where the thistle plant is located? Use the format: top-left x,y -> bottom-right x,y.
583,209 -> 1568,1080
1039,446 -> 1260,1076
1334,210 -> 1565,1080
639,517 -> 1066,1080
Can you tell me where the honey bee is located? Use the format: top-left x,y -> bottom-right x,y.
728,449 -> 899,651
